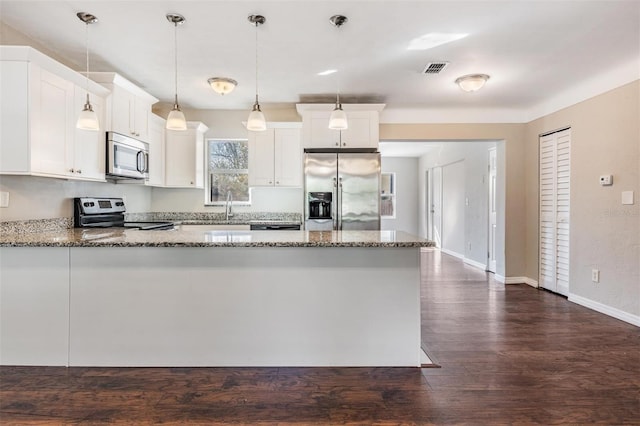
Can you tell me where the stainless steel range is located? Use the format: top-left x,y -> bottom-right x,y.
74,197 -> 175,230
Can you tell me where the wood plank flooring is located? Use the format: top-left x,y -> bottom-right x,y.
1,249 -> 639,425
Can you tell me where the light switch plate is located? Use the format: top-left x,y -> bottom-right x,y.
622,191 -> 634,205
0,191 -> 9,208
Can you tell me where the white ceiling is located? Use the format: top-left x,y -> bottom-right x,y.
1,1 -> 639,114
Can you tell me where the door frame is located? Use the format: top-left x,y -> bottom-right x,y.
487,147 -> 497,273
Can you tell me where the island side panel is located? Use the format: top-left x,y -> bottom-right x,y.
69,246 -> 421,367
0,247 -> 70,366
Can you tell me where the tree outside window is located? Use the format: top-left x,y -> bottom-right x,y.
206,139 -> 250,204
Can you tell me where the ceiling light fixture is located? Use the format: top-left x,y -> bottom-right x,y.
208,77 -> 237,95
246,14 -> 266,132
76,12 -> 99,131
455,74 -> 490,92
317,69 -> 337,76
328,14 -> 348,131
407,33 -> 468,51
166,13 -> 187,131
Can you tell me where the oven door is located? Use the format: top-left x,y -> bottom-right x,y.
107,132 -> 149,180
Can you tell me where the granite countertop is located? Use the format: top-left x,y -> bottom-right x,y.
0,228 -> 434,248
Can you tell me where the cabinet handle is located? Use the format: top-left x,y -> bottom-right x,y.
136,133 -> 140,137
269,181 -> 273,184
69,168 -> 75,173
335,142 -> 339,146
76,169 -> 82,174
342,142 -> 347,147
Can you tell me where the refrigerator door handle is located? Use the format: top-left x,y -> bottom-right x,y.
332,177 -> 338,230
338,176 -> 343,230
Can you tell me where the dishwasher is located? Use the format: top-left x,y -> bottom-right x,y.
249,223 -> 301,230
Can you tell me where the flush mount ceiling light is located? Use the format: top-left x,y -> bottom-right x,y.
208,77 -> 237,95
76,12 -> 99,131
407,32 -> 468,51
328,14 -> 348,130
455,74 -> 490,92
246,14 -> 267,132
317,69 -> 337,76
166,13 -> 187,131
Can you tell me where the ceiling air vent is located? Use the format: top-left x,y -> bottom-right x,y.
422,62 -> 449,74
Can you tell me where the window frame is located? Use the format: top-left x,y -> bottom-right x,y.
380,172 -> 396,219
204,138 -> 252,206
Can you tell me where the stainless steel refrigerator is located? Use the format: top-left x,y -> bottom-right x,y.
304,151 -> 381,230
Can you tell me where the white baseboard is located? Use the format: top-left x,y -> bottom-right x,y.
463,257 -> 487,271
501,276 -> 539,288
440,248 -> 464,260
568,293 -> 640,327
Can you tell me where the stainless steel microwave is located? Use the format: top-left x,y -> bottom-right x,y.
106,132 -> 149,180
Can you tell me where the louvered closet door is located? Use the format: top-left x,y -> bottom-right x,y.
539,129 -> 571,296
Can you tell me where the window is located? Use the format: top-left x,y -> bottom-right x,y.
381,172 -> 396,218
206,139 -> 250,205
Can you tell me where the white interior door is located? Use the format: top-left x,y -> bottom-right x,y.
431,166 -> 442,248
488,148 -> 497,273
539,128 -> 571,296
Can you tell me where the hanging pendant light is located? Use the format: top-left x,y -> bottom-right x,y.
247,14 -> 266,132
76,12 -> 99,131
166,13 -> 187,131
328,15 -> 348,130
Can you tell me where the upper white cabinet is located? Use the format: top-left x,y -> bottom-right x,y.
87,72 -> 158,142
146,113 -> 166,187
248,126 -> 302,187
296,104 -> 385,149
165,122 -> 208,188
0,47 -> 109,181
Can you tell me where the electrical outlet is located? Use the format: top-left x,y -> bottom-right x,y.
591,269 -> 600,283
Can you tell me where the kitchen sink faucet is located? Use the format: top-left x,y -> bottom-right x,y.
225,190 -> 234,221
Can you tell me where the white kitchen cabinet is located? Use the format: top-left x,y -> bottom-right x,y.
72,86 -> 106,180
248,126 -> 302,187
297,104 -> 385,150
165,121 -> 208,188
0,247 -> 70,366
0,47 -> 109,181
146,113 -> 166,187
87,72 -> 158,142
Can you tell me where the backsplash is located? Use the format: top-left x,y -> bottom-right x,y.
0,217 -> 73,235
1,212 -> 302,235
126,212 -> 302,224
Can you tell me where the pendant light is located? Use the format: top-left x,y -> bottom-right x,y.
76,12 -> 99,131
166,13 -> 187,131
246,14 -> 266,132
328,15 -> 348,130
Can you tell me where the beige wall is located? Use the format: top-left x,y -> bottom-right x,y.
525,81 -> 640,317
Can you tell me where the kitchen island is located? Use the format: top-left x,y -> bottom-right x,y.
0,228 -> 433,367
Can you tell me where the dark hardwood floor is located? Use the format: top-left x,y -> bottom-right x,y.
1,249 -> 639,425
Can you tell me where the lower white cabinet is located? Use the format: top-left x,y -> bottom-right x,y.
0,47 -> 108,181
146,113 -> 166,187
248,127 -> 302,187
165,121 -> 209,188
0,248 -> 70,366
